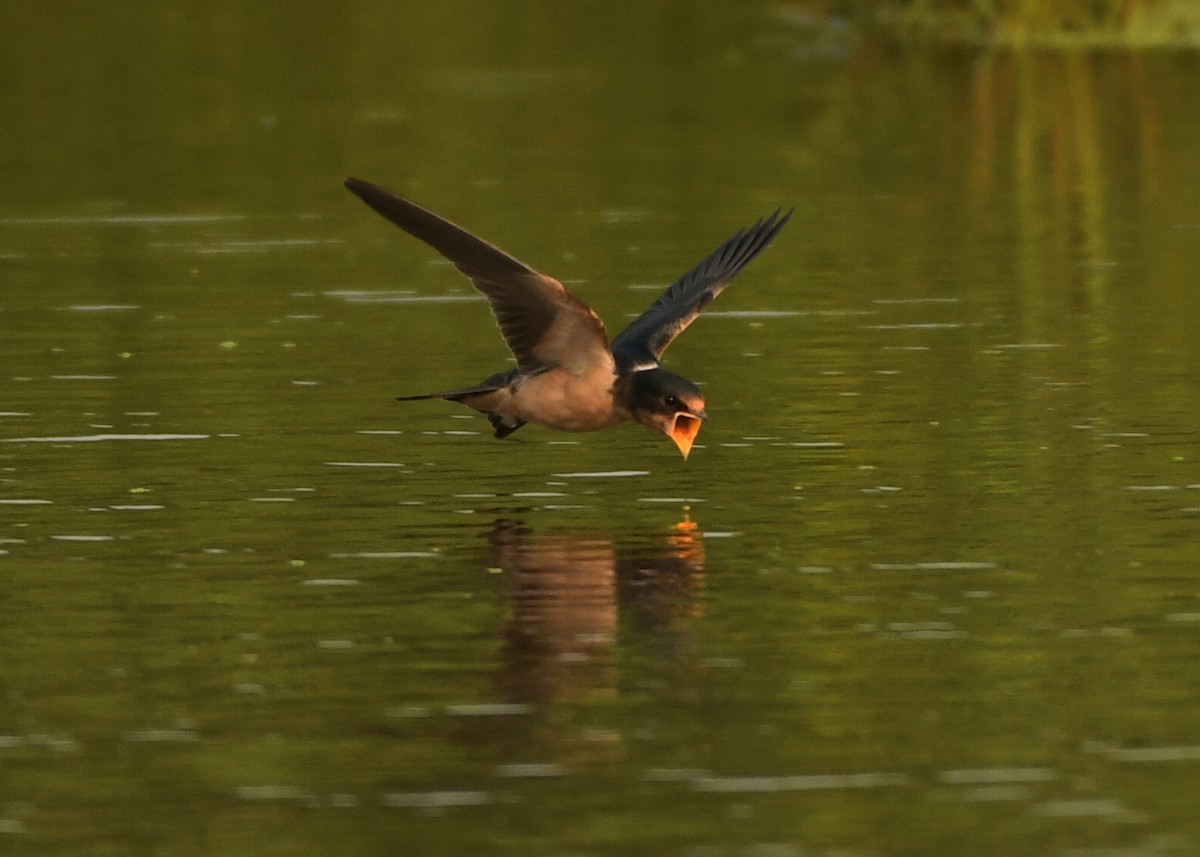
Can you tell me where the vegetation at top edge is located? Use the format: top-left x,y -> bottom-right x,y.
794,0 -> 1200,47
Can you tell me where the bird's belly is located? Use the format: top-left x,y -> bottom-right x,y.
512,369 -> 625,432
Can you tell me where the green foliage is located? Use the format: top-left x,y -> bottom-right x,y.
867,0 -> 1200,46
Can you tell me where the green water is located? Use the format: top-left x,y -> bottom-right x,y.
4,5 -> 1200,856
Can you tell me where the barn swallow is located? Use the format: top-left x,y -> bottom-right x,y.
345,178 -> 790,458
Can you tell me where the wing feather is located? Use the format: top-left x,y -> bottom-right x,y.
611,208 -> 791,371
345,178 -> 610,375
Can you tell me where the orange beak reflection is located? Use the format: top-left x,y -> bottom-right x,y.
669,412 -> 705,459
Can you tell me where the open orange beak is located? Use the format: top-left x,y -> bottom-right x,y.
669,411 -> 706,459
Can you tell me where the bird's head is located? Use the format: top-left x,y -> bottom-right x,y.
628,368 -> 708,459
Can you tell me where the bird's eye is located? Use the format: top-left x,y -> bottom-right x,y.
664,395 -> 682,409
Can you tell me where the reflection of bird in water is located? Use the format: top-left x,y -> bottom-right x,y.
345,178 -> 790,458
483,517 -> 705,705
618,516 -> 707,634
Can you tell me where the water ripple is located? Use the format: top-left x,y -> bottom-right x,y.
323,461 -> 406,468
324,290 -> 484,304
1,214 -> 247,226
1100,745 -> 1200,763
444,703 -> 532,717
702,310 -> 806,318
235,785 -> 311,802
1033,798 -> 1128,818
122,729 -> 199,744
3,433 -> 209,443
939,767 -> 1057,784
328,551 -> 438,559
552,470 -> 649,479
495,763 -> 564,778
867,323 -> 963,330
381,790 -> 492,809
693,772 -> 909,793
871,562 -> 997,571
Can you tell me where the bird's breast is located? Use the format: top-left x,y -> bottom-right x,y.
512,366 -> 627,432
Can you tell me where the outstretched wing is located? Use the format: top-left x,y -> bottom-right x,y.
610,208 -> 791,372
345,178 -> 611,376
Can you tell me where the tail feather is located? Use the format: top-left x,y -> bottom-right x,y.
396,376 -> 525,438
397,383 -> 502,403
397,369 -> 518,404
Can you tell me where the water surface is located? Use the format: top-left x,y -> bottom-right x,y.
4,6 -> 1200,856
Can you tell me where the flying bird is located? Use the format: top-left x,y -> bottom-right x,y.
345,178 -> 790,458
